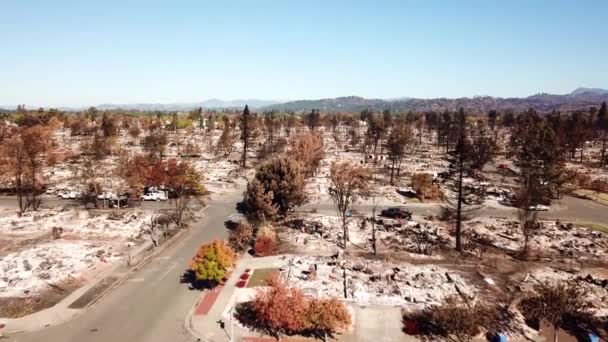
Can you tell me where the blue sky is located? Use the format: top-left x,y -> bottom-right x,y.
1,0 -> 607,107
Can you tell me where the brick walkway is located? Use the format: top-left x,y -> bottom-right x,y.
194,284 -> 225,315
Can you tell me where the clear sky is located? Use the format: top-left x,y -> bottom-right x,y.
1,0 -> 607,108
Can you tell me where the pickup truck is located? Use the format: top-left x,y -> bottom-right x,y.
58,191 -> 82,199
140,191 -> 168,201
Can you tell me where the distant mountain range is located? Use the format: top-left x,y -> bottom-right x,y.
570,87 -> 608,96
263,88 -> 608,113
95,99 -> 281,111
2,88 -> 607,113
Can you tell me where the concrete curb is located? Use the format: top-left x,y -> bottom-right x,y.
2,205 -> 209,334
184,254 -> 291,342
184,293 -> 208,342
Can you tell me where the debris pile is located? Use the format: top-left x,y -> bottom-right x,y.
525,267 -> 608,316
283,256 -> 476,308
467,219 -> 608,258
283,215 -> 450,257
0,209 -> 153,240
0,241 -> 120,297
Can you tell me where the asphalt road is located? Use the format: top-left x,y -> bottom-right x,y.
0,195 -> 173,211
300,195 -> 608,225
6,187 -> 243,342
3,190 -> 607,342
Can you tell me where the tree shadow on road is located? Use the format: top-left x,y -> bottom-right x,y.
179,269 -> 219,291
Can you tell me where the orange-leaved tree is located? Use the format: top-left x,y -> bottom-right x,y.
249,273 -> 309,337
237,272 -> 351,340
306,298 -> 351,340
165,159 -> 204,227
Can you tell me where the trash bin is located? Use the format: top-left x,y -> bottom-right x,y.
490,332 -> 507,342
404,320 -> 417,335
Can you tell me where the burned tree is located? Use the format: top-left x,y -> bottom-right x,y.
365,114 -> 386,165
597,102 -> 608,166
217,116 -> 237,156
142,132 -> 168,160
385,123 -> 412,185
1,131 -> 28,213
519,282 -> 593,342
291,132 -> 324,177
469,120 -> 498,175
304,109 -> 321,132
514,186 -> 542,257
20,126 -> 52,211
239,105 -> 257,167
328,161 -> 370,249
368,186 -> 383,255
443,108 -> 476,252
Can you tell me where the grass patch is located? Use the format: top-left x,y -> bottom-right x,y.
69,276 -> 119,309
246,268 -> 279,288
572,189 -> 608,206
567,221 -> 608,234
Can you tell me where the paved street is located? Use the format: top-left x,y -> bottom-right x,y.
0,195 -> 173,211
300,195 -> 608,226
5,186 -> 244,342
2,189 -> 607,342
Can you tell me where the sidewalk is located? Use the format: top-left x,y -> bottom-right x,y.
187,255 -> 420,342
187,254 -> 290,342
1,200 -> 210,334
0,256 -> 128,333
0,225 -> 186,333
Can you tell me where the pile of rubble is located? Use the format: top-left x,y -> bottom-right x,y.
525,267 -> 608,316
283,215 -> 365,253
467,219 -> 608,258
283,214 -> 450,257
283,255 -> 476,309
0,208 -> 154,240
0,240 -> 119,297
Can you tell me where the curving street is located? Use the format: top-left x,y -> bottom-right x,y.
5,186 -> 243,342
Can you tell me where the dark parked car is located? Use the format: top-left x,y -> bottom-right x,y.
380,207 -> 412,220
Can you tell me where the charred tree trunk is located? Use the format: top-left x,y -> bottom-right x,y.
16,176 -> 24,214
342,214 -> 349,248
390,159 -> 396,185
455,157 -> 464,252
602,132 -> 607,167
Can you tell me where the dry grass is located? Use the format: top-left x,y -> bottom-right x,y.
572,189 -> 608,206
572,221 -> 608,235
247,268 -> 279,288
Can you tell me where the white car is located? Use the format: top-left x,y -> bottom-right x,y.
69,191 -> 82,199
97,191 -> 119,200
140,191 -> 168,201
529,204 -> 549,211
59,191 -> 81,200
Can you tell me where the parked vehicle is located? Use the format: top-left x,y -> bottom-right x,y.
59,190 -> 82,199
529,204 -> 549,211
140,191 -> 168,201
97,191 -> 117,200
396,186 -> 417,198
380,207 -> 412,220
108,194 -> 129,208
